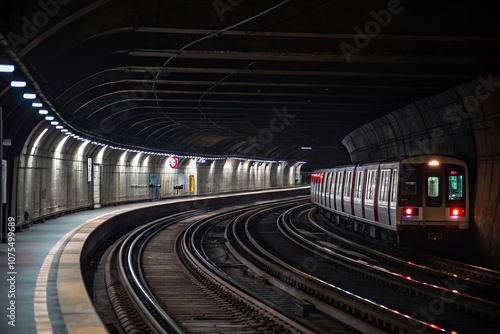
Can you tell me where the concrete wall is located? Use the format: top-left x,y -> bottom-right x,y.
13,122 -> 302,227
342,75 -> 500,268
454,77 -> 500,269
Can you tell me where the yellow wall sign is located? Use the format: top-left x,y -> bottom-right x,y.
189,175 -> 195,192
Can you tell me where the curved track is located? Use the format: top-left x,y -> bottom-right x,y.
105,198 -> 316,333
227,204 -> 500,333
100,197 -> 500,333
310,208 -> 500,299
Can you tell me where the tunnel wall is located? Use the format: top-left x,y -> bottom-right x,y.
12,122 -> 302,227
342,75 -> 500,268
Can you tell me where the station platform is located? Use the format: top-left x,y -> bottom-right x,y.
0,203 -> 144,334
0,187 -> 309,334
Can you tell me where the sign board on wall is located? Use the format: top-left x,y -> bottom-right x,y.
87,158 -> 92,182
168,155 -> 179,169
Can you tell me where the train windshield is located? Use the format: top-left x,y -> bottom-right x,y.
401,181 -> 416,196
399,164 -> 422,207
449,173 -> 464,200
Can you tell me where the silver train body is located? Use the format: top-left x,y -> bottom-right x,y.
311,155 -> 469,246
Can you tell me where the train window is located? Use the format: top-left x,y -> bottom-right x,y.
330,171 -> 337,194
325,172 -> 333,204
365,170 -> 376,200
379,170 -> 390,202
401,181 -> 416,196
427,177 -> 440,197
390,169 -> 398,203
344,171 -> 352,197
426,175 -> 442,207
399,164 -> 422,207
336,172 -> 343,196
449,174 -> 463,199
354,171 -> 364,199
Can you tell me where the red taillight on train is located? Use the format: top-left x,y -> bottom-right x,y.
402,207 -> 419,217
450,207 -> 465,217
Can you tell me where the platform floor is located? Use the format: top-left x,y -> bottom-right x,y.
0,203 -> 154,334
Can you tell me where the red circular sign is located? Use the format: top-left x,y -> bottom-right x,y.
168,156 -> 179,169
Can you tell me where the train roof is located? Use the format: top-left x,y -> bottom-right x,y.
313,154 -> 467,172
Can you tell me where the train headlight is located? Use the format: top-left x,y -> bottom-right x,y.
428,160 -> 440,166
450,207 -> 465,217
402,207 -> 419,217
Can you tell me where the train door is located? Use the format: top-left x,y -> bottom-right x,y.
324,172 -> 333,209
312,173 -> 320,203
423,165 -> 445,222
378,169 -> 391,225
343,168 -> 354,215
311,173 -> 317,202
352,168 -> 364,217
335,169 -> 344,212
93,164 -> 101,209
329,171 -> 336,210
364,167 -> 378,222
320,172 -> 327,207
389,169 -> 398,225
377,166 -> 398,226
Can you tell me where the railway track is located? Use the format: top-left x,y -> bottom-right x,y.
227,203 -> 500,333
226,205 -> 450,333
105,211 -> 199,333
309,208 -> 500,300
100,197 -> 499,333
105,198 -> 320,333
277,205 -> 500,333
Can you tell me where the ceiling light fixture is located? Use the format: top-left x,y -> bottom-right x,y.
23,93 -> 36,99
0,64 -> 15,72
11,80 -> 27,88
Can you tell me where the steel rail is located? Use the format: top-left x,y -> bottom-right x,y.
308,208 -> 500,296
177,197 -> 314,334
279,205 -> 500,322
225,205 -> 453,333
117,211 -> 204,333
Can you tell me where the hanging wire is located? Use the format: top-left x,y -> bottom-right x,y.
151,0 -> 292,134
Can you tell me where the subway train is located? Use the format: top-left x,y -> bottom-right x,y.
310,155 -> 469,246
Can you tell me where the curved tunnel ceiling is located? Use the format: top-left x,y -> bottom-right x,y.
1,0 -> 500,169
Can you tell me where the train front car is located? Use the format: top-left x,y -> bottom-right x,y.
396,155 -> 469,247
